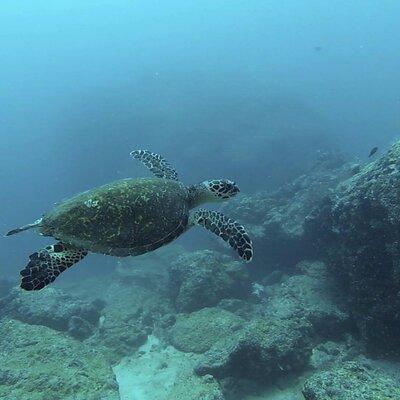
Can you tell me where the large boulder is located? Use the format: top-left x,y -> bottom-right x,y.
194,261 -> 351,381
195,317 -> 313,380
305,140 -> 400,357
309,339 -> 362,370
169,307 -> 244,353
91,278 -> 174,359
303,361 -> 400,400
168,250 -> 250,313
263,261 -> 351,338
0,318 -> 119,400
3,287 -> 102,339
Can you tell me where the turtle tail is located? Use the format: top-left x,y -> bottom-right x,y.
5,218 -> 42,236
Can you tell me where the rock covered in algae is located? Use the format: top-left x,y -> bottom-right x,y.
309,339 -> 362,370
166,373 -> 225,400
169,307 -> 244,353
193,261 -> 351,381
263,261 -> 350,338
0,318 -> 118,400
306,140 -> 400,357
168,250 -> 250,313
89,273 -> 174,359
302,361 -> 400,400
195,317 -> 313,380
4,287 -> 101,339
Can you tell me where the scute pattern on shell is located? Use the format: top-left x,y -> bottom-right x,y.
39,178 -> 190,256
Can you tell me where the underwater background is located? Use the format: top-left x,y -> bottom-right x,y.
1,1 -> 400,399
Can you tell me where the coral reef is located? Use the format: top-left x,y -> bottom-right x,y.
5,146 -> 400,399
3,287 -> 102,339
169,307 -> 244,353
263,261 -> 351,338
168,250 -> 250,312
309,338 -> 362,370
303,361 -> 400,400
0,319 -> 118,400
195,316 -> 313,380
306,140 -> 400,356
193,261 -> 348,383
88,261 -> 175,359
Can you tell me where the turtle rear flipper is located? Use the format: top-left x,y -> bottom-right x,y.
20,243 -> 87,291
191,209 -> 253,262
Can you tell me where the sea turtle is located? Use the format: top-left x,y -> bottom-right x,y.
6,150 -> 253,291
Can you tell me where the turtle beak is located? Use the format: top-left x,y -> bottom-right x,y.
228,180 -> 240,196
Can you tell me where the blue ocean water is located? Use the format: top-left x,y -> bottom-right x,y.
1,1 -> 400,399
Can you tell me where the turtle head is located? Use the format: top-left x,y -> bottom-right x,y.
203,179 -> 240,200
188,179 -> 240,208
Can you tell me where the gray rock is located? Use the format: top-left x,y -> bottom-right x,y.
193,261 -> 352,382
0,318 -> 119,400
306,140 -> 400,356
169,307 -> 244,353
68,316 -> 95,340
218,298 -> 255,319
95,312 -> 149,357
5,287 -> 101,334
303,361 -> 400,400
309,338 -> 362,370
263,261 -> 351,338
169,250 -> 250,313
195,317 -> 313,380
88,279 -> 174,358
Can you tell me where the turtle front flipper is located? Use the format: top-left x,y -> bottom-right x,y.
20,243 -> 87,291
130,150 -> 179,180
190,209 -> 253,262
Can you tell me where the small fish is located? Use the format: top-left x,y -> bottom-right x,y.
369,146 -> 378,157
314,46 -> 323,52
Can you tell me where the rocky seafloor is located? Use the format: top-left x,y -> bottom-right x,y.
2,143 -> 400,399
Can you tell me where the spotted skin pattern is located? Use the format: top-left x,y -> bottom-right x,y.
206,180 -> 239,200
20,243 -> 87,291
130,150 -> 178,181
193,209 -> 253,262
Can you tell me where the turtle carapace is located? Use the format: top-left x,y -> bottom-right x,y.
7,150 -> 253,291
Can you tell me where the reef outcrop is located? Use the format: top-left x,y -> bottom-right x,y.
195,316 -> 313,380
169,307 -> 244,354
219,152 -> 356,273
303,360 -> 400,400
168,250 -> 250,313
2,287 -> 102,339
306,140 -> 400,357
194,261 -> 349,381
0,319 -> 119,400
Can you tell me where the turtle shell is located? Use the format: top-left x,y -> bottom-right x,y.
39,178 -> 189,256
